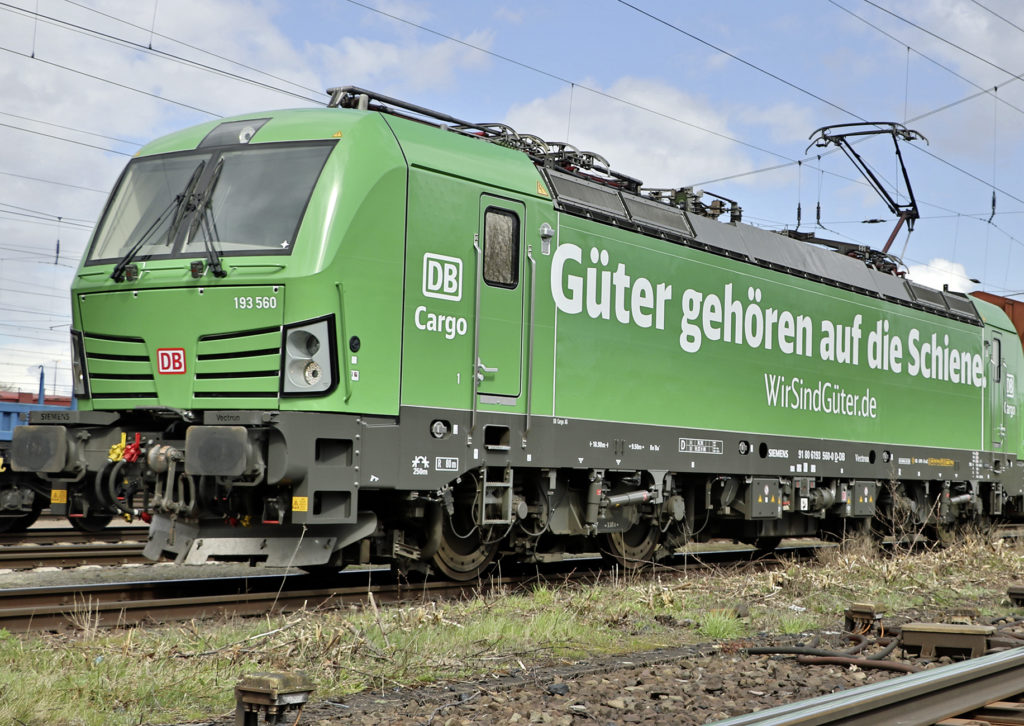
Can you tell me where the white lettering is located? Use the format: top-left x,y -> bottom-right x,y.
551,243 -> 671,329
547,242 -> 985,391
414,305 -> 468,340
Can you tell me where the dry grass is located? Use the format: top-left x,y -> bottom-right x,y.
3,535 -> 1023,724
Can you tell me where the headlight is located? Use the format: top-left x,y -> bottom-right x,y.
281,316 -> 336,395
302,361 -> 322,385
70,330 -> 90,398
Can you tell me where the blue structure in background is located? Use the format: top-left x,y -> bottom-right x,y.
0,369 -> 75,532
0,369 -> 75,446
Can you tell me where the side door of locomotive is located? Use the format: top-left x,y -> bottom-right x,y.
475,195 -> 526,400
990,331 -> 1006,448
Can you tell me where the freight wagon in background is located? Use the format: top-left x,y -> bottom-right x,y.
10,87 -> 1024,578
0,386 -> 75,533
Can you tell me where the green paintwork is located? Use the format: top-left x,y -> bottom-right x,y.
543,213 -> 1019,454
476,196 -> 526,398
75,108 -> 408,417
392,114 -> 550,412
71,103 -> 1023,464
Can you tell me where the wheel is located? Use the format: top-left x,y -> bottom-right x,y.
68,513 -> 114,532
929,516 -> 988,547
930,507 -> 990,547
0,493 -> 45,534
6,508 -> 42,533
930,523 -> 962,547
600,517 -> 661,570
872,482 -> 929,543
752,536 -> 782,553
0,512 -> 34,534
432,485 -> 501,581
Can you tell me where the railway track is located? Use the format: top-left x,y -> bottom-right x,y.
0,519 -> 1015,574
714,646 -> 1024,726
0,568 -> 514,633
0,526 -> 148,546
0,542 -> 148,570
0,527 -> 149,569
0,545 -> 813,633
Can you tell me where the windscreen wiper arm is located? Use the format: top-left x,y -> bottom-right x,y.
163,159 -> 207,247
110,160 -> 206,282
185,157 -> 227,278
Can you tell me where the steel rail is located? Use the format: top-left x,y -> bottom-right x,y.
712,647 -> 1024,726
0,526 -> 147,546
0,542 -> 148,569
0,570 -> 505,633
0,544 -> 815,633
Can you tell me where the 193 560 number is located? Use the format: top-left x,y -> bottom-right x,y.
233,296 -> 278,310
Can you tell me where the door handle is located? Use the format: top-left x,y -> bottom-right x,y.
476,358 -> 498,382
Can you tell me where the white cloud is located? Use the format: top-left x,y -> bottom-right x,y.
0,0 -> 501,393
494,7 -> 525,25
503,78 -> 756,189
313,29 -> 493,93
910,0 -> 1024,84
906,257 -> 975,292
363,0 -> 434,27
734,101 -> 815,146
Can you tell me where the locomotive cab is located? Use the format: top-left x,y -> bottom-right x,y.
13,105 -> 413,565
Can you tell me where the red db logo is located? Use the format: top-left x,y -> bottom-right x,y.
157,348 -> 186,374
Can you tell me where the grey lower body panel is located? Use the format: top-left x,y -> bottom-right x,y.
23,405 -> 1017,567
380,405 -> 1015,490
144,511 -> 377,566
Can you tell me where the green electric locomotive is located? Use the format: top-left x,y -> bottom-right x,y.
11,87 -> 1024,577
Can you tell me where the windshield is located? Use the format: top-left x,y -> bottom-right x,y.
88,141 -> 333,264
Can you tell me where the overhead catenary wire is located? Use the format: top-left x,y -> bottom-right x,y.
0,119 -> 133,156
614,0 -> 1024,227
340,0 -> 932,256
0,0 -> 894,262
0,214 -> 92,234
862,0 -> 1024,82
0,2 -> 322,105
61,0 -> 323,98
1,0 -> 991,236
632,0 -> 1024,210
0,44 -> 220,118
617,0 -> 866,121
0,110 -> 141,147
1,1 -> 1021,308
7,1 -> 1021,220
4,4 -> 1019,391
830,0 -> 1024,121
0,0 -> 822,251
341,0 -> 792,163
0,202 -> 94,227
0,168 -> 108,194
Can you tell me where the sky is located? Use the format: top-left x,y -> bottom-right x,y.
2,0 -> 1024,395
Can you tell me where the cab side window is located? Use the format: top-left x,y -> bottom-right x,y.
483,208 -> 519,289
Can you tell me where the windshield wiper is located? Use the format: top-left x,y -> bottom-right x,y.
185,157 -> 227,278
163,159 -> 207,247
110,160 -> 206,282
